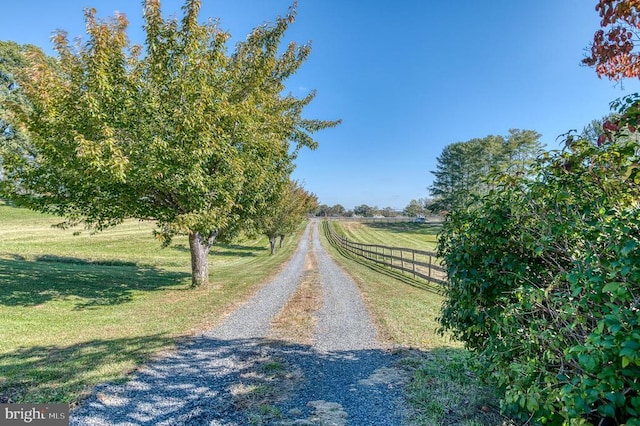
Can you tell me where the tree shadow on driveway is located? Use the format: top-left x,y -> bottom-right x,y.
1,335 -> 504,425
69,336 -> 409,425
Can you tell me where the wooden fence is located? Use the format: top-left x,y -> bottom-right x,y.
323,220 -> 446,286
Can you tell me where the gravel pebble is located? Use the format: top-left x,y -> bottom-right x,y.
70,221 -> 408,425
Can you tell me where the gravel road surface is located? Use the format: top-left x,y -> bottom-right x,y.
70,220 -> 408,425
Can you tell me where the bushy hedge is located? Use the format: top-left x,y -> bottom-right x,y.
437,108 -> 640,424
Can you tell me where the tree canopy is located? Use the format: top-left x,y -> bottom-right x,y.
0,0 -> 340,286
353,204 -> 378,217
429,129 -> 543,213
258,179 -> 317,255
0,41 -> 33,178
403,198 -> 430,217
314,203 -> 348,217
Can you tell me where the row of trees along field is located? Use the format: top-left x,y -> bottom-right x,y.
314,204 -> 399,218
257,180 -> 318,255
314,200 -> 433,218
0,1 -> 339,287
435,1 -> 640,424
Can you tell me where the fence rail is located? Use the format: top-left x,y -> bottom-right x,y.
323,220 -> 446,286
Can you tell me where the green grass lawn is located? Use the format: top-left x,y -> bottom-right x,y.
319,220 -> 506,425
0,202 -> 303,404
330,220 -> 440,252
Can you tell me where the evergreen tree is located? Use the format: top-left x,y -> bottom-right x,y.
429,130 -> 543,213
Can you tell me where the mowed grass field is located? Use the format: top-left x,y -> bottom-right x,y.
323,220 -> 446,349
0,202 -> 303,404
321,220 -> 505,425
330,220 -> 440,252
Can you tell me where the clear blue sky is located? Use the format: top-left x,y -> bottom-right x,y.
3,1 -> 640,210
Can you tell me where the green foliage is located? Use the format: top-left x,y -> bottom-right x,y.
353,204 -> 379,217
438,108 -> 640,424
403,349 -> 503,425
429,129 -> 543,213
257,180 -> 317,254
0,201 -> 307,403
0,1 -> 339,285
0,41 -> 33,181
404,198 -> 432,217
314,203 -> 347,217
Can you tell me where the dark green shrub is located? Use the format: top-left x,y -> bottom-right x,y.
438,105 -> 640,425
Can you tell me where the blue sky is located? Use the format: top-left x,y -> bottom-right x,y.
3,1 -> 640,210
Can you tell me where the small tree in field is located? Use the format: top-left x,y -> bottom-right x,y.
258,180 -> 317,255
0,0 -> 339,286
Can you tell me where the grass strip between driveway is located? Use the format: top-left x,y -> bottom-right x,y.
267,230 -> 322,345
319,219 -> 509,426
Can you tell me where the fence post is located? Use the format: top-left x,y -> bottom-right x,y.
400,249 -> 404,275
428,254 -> 432,279
412,250 -> 416,278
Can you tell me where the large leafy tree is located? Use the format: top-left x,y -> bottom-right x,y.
0,0 -> 339,286
429,130 -> 542,213
314,204 -> 347,217
353,204 -> 378,217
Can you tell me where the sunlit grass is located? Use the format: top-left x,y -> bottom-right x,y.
319,220 -> 506,425
331,220 -> 441,251
319,220 -> 450,349
0,201 -> 303,403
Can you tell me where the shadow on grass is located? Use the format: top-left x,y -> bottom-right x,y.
399,347 -> 506,425
35,255 -> 137,267
0,257 -> 190,308
210,249 -> 261,258
61,336 -> 506,425
0,334 -> 176,404
0,335 -> 505,424
171,243 -> 267,257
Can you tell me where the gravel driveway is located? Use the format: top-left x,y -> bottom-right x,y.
70,220 -> 408,425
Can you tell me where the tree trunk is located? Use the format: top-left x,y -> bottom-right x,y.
188,231 -> 216,287
279,234 -> 285,248
269,236 -> 277,255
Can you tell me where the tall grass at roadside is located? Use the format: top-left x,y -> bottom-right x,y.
0,202 -> 304,404
319,220 -> 507,425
